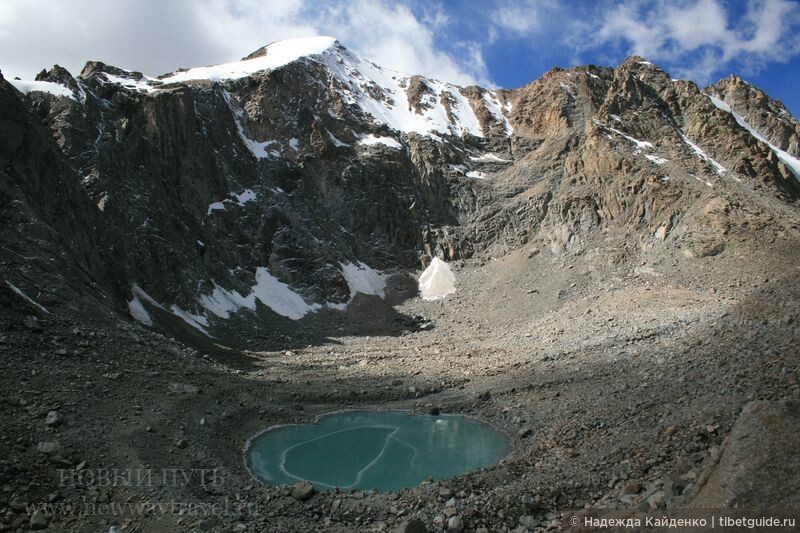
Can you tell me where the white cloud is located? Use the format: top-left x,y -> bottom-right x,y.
490,0 -> 562,40
0,0 -> 487,87
316,0 -> 489,85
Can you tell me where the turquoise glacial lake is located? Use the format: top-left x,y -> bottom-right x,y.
244,410 -> 510,492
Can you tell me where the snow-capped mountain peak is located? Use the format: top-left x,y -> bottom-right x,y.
159,36 -> 339,83
159,36 -> 510,138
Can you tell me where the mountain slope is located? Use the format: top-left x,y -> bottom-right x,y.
2,37 -> 799,343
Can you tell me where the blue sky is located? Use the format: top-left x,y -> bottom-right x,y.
2,0 -> 799,115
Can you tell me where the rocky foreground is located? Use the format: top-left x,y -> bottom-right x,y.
1,232 -> 798,531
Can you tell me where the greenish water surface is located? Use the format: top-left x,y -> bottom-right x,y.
244,410 -> 509,492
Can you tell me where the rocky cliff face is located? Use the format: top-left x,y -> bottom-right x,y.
2,37 -> 799,342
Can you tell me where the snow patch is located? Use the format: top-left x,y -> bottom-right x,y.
199,284 -> 255,319
207,201 -> 226,215
482,91 -> 513,134
340,261 -> 387,298
418,257 -> 456,301
449,164 -> 466,174
128,295 -> 152,325
232,189 -> 256,206
128,284 -> 164,326
101,72 -> 157,93
358,134 -> 402,149
470,153 -> 510,163
207,189 -> 257,215
10,79 -> 76,100
466,170 -> 487,180
645,154 -> 668,165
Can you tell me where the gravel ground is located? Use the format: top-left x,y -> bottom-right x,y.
1,237 -> 798,532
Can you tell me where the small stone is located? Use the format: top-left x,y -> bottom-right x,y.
395,518 -> 428,533
444,506 -> 457,517
664,426 -> 677,437
44,410 -> 62,427
176,439 -> 188,449
102,372 -> 121,380
674,455 -> 693,475
23,317 -> 42,331
391,379 -> 403,386
647,490 -> 666,510
9,496 -> 28,511
438,488 -> 452,498
29,510 -> 48,530
55,348 -> 67,356
477,391 -> 491,401
290,481 -> 315,501
37,441 -> 60,454
519,515 -> 536,528
429,407 -> 441,416
169,383 -> 199,395
519,428 -> 533,438
620,481 -> 641,496
447,515 -> 464,532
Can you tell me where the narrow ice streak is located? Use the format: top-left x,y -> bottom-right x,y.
470,153 -> 510,162
128,284 -> 165,326
222,90 -> 278,158
466,170 -> 486,179
482,92 -> 513,134
5,281 -> 49,314
604,124 -> 653,150
358,135 -> 402,149
418,257 -> 456,300
128,284 -> 212,336
679,132 -> 728,176
707,94 -> 800,182
327,131 -> 350,147
9,80 -> 76,100
128,295 -> 152,325
170,304 -> 211,334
